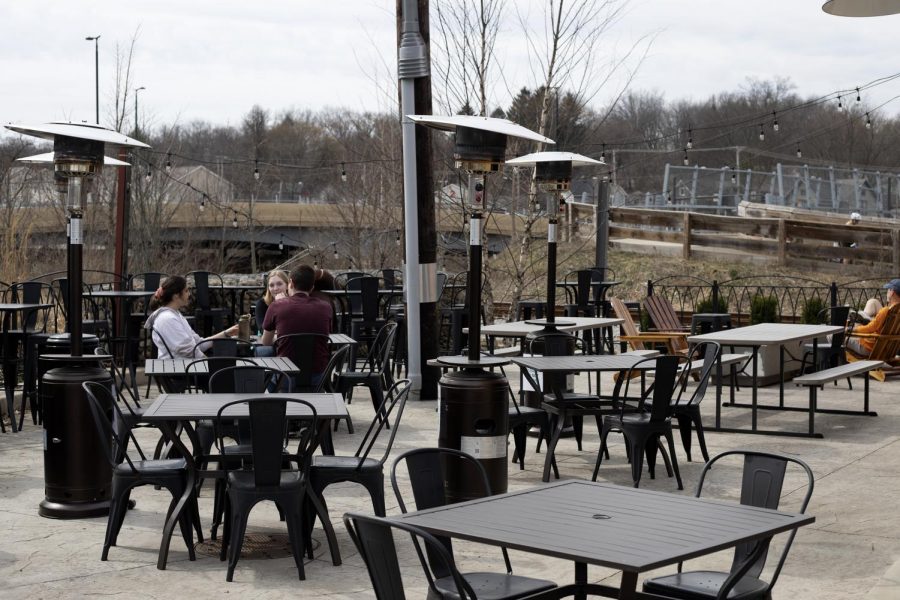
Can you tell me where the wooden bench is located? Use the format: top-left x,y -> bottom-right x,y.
792,360 -> 883,436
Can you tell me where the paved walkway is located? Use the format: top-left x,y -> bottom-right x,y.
1,366 -> 899,598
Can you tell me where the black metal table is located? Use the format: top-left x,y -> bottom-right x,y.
141,391 -> 348,570
89,290 -> 155,397
396,480 -> 814,600
0,302 -> 53,432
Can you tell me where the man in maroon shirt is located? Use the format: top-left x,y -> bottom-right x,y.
260,265 -> 333,382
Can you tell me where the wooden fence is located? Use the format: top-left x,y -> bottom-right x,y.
607,207 -> 900,272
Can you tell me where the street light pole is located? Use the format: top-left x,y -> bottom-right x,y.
134,86 -> 145,136
85,35 -> 100,124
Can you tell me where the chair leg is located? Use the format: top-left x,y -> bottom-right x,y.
511,423 -> 526,469
277,497 -> 306,581
675,413 -> 693,462
592,420 -> 614,482
226,496 -> 252,582
307,489 -> 342,566
663,429 -> 683,490
365,475 -> 386,517
573,415 -> 583,451
626,432 -> 650,488
691,410 -> 710,463
542,414 -> 565,483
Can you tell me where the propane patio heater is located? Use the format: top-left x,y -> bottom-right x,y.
5,122 -> 149,518
506,152 -> 602,413
409,115 -> 553,499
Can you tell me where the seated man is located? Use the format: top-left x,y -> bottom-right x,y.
259,265 -> 333,386
846,279 -> 900,357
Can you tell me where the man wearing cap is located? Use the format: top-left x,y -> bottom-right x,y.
847,279 -> 900,356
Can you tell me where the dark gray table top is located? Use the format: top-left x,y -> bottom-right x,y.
142,392 -> 347,420
397,480 -> 814,572
145,356 -> 299,375
89,290 -> 155,299
512,354 -> 657,372
0,303 -> 52,311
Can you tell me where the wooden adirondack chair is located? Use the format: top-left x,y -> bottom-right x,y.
846,302 -> 900,381
610,297 -> 689,355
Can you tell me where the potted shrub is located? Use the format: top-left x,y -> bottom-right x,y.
749,294 -> 779,325
694,296 -> 728,314
801,297 -> 828,324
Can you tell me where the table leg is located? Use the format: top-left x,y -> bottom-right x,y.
779,345 -> 785,408
751,347 -> 758,431
156,420 -> 197,570
618,570 -> 638,599
715,355 -> 722,429
3,318 -> 18,432
574,561 -> 588,600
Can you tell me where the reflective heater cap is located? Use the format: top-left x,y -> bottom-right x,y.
823,0 -> 900,16
507,151 -> 601,191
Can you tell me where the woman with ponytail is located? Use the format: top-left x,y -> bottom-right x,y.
144,275 -> 238,358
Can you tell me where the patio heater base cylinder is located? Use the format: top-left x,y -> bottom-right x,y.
439,369 -> 508,501
39,365 -> 112,519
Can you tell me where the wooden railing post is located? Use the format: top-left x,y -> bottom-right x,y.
893,228 -> 900,274
777,219 -> 787,266
682,212 -> 691,260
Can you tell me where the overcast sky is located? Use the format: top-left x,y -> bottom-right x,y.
3,0 -> 900,136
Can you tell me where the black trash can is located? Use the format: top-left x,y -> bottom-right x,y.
38,333 -> 112,519
438,369 -> 508,502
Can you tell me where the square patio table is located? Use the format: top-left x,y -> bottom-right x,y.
141,392 -> 347,570
396,480 -> 814,600
145,355 -> 300,377
688,323 -> 843,438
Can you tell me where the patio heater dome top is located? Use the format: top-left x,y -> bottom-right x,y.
4,122 -> 149,148
17,152 -> 131,167
506,151 -> 601,167
507,151 -> 601,191
409,114 -> 553,173
822,0 -> 900,16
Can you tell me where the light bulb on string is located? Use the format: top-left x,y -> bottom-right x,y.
340,163 -> 347,182
866,113 -> 872,129
199,197 -> 205,212
145,166 -> 152,182
796,146 -> 802,159
253,160 -> 260,181
165,153 -> 172,173
856,88 -> 861,102
758,124 -> 765,142
232,212 -> 238,228
730,169 -> 736,185
683,149 -> 689,166
333,246 -> 339,260
395,233 -> 401,246
600,144 -> 606,164
837,96 -> 843,111
686,130 -> 693,150
279,235 -> 284,251
772,112 -> 779,133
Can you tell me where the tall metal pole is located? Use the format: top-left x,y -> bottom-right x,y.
134,86 -> 145,136
466,175 -> 484,361
596,177 -> 609,272
85,36 -> 101,124
545,192 -> 558,325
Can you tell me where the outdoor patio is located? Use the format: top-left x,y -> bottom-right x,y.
1,366 -> 898,599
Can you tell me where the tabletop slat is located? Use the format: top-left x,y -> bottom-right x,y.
511,354 -> 656,372
688,323 -> 843,346
145,356 -> 300,375
141,392 -> 347,420
475,317 -> 623,338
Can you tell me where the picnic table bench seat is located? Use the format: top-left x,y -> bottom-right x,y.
791,359 -> 883,436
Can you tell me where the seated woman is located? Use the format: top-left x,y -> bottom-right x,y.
253,271 -> 290,357
145,275 -> 238,358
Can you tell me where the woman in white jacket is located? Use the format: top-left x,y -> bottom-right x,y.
144,275 -> 237,358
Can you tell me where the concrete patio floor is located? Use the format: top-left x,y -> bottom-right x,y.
1,365 -> 899,599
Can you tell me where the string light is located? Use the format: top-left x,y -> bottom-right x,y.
866,112 -> 872,129
600,144 -> 606,164
199,196 -> 205,211
686,130 -> 693,149
837,96 -> 844,111
395,232 -> 401,246
145,166 -> 152,182
340,162 -> 347,182
232,212 -> 238,228
758,124 -> 765,141
856,87 -> 861,102
796,145 -> 802,159
253,160 -> 260,181
772,112 -> 779,133
165,153 -> 172,173
279,234 -> 284,251
333,245 -> 339,260
730,168 -> 736,185
682,149 -> 689,166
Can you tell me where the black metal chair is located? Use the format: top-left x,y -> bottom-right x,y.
642,449 -> 815,600
337,320 -> 398,425
593,354 -> 685,489
93,345 -> 154,446
82,381 -> 201,565
307,379 -> 410,544
206,365 -> 292,541
672,341 -> 721,463
5,281 -> 55,429
390,447 -> 558,600
190,337 -> 254,359
186,271 -> 228,337
215,396 -> 317,582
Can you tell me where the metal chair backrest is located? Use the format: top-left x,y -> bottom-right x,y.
186,271 -> 223,310
314,345 -> 350,393
614,355 -> 682,422
380,269 -> 401,289
184,357 -> 256,393
128,272 -> 166,292
674,341 -> 721,409
390,447 -> 494,580
524,331 -> 586,356
568,269 -> 594,309
9,281 -> 52,332
190,337 -> 253,358
208,365 -> 292,394
351,379 -> 410,468
695,450 -> 814,595
215,397 -> 317,487
82,381 -> 143,472
366,320 -> 398,375
356,276 -> 383,322
343,512 -> 472,600
273,332 -> 332,389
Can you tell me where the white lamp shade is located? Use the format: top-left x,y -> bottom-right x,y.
822,0 -> 900,16
17,152 -> 130,166
4,122 -> 149,148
